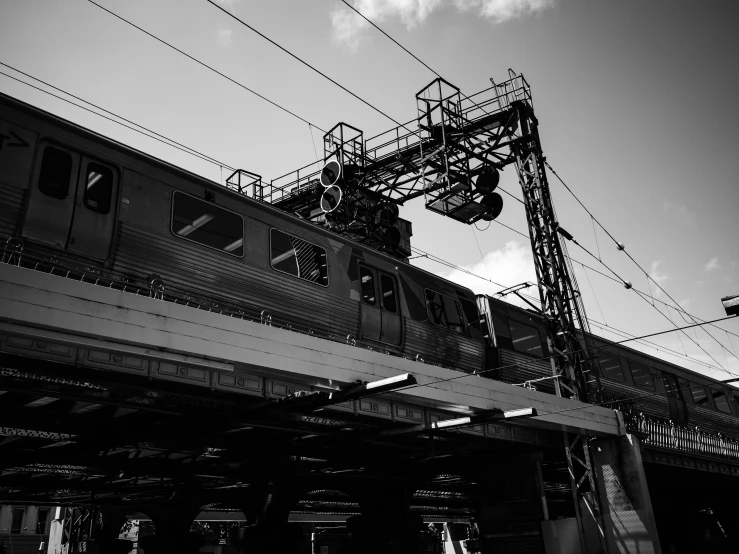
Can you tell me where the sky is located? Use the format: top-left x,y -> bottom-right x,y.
1,0 -> 739,382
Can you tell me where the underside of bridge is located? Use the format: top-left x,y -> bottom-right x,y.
0,350 -> 582,553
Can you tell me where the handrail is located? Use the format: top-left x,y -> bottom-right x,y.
624,412 -> 739,463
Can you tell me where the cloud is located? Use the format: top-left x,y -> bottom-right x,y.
217,28 -> 233,47
663,199 -> 695,225
214,0 -> 240,7
649,260 -> 669,298
437,240 -> 537,307
705,257 -> 720,272
330,0 -> 553,52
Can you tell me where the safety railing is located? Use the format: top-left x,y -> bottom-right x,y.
624,412 -> 739,463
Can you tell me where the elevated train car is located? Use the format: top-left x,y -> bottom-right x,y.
0,91 -> 736,438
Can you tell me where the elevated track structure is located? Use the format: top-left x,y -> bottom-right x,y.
1,70 -> 736,553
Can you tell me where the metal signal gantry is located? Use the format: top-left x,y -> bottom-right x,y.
255,70 -> 601,403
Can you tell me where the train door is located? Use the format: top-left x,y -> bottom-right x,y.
358,264 -> 402,345
24,143 -> 117,260
662,372 -> 688,423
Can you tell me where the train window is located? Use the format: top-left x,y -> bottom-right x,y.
425,290 -> 466,333
711,388 -> 732,413
38,146 -> 73,200
83,162 -> 114,214
628,361 -> 655,390
509,320 -> 544,357
689,382 -> 710,407
172,192 -> 244,256
380,275 -> 397,313
598,354 -> 625,382
662,372 -> 681,397
36,508 -> 50,534
360,267 -> 376,304
491,311 -> 511,338
269,228 -> 328,286
11,508 -> 23,534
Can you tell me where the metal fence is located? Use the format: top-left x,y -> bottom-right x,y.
625,412 -> 739,462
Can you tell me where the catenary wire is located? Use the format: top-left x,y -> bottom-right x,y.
204,0 -> 409,132
84,0 -> 325,132
364,314 -> 739,403
0,70 -> 236,171
410,237 -> 738,374
545,160 -> 738,361
339,2 -> 739,369
0,61 -> 233,171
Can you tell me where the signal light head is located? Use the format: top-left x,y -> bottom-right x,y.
480,192 -> 503,221
475,165 -> 500,195
320,160 -> 342,188
320,185 -> 343,213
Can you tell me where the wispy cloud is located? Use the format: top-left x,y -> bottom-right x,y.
649,260 -> 669,298
330,0 -> 554,52
217,28 -> 233,47
437,240 -> 537,307
663,199 -> 695,225
705,257 -> 720,272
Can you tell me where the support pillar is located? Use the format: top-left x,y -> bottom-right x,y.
591,434 -> 662,554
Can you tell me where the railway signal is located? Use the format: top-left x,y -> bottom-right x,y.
722,294 -> 739,316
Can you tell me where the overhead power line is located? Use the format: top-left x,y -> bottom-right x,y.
546,161 -> 738,365
337,2 -> 739,369
0,70 -> 235,171
374,313 -> 739,402
204,0 -> 407,130
85,0 -> 324,132
0,61 -> 233,171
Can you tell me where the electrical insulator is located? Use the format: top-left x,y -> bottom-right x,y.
623,281 -> 632,289
616,242 -> 625,251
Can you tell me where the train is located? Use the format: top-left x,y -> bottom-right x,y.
1,90 -> 737,439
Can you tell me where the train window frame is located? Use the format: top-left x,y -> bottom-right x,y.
380,273 -> 398,313
508,319 -> 545,358
627,360 -> 655,390
491,310 -> 511,339
689,381 -> 711,408
360,266 -> 376,305
425,289 -> 466,334
269,228 -> 329,287
598,353 -> 626,382
37,144 -> 74,200
82,160 -> 115,214
710,387 -> 732,414
170,191 -> 245,258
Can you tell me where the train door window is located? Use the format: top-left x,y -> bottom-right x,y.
11,508 -> 24,534
509,320 -> 544,357
83,162 -> 114,214
360,267 -> 376,304
173,192 -> 244,257
491,311 -> 510,338
711,388 -> 732,413
662,372 -> 681,397
628,361 -> 655,390
425,290 -> 466,333
380,274 -> 397,312
38,145 -> 73,199
689,382 -> 710,407
598,354 -> 625,382
36,508 -> 50,534
269,228 -> 328,285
